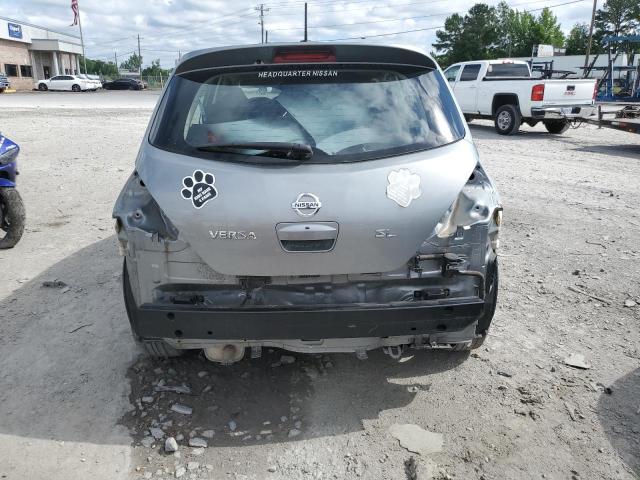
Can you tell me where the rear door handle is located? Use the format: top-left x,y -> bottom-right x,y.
276,222 -> 339,241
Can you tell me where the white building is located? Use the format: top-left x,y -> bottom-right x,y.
0,15 -> 83,90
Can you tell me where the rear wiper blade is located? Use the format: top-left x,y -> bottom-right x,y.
196,142 -> 313,160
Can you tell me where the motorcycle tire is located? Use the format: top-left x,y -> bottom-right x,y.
0,188 -> 25,249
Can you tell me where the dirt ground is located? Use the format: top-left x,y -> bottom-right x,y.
0,91 -> 639,480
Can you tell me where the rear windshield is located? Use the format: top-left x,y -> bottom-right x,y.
485,63 -> 531,78
150,64 -> 465,164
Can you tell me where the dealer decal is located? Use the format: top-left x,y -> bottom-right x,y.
386,169 -> 421,208
257,70 -> 338,78
181,170 -> 217,209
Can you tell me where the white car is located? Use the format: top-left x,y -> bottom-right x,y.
35,75 -> 90,92
77,74 -> 98,91
86,74 -> 103,90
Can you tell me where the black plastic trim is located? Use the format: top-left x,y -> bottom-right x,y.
129,299 -> 485,341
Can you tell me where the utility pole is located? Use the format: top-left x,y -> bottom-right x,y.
114,52 -> 117,68
265,31 -> 269,43
584,0 -> 598,70
255,4 -> 269,43
303,3 -> 308,42
137,33 -> 142,78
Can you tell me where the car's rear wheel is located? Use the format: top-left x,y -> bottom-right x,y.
122,259 -> 183,358
494,104 -> 521,135
0,188 -> 25,249
38,83 -> 48,91
544,120 -> 570,134
71,84 -> 81,92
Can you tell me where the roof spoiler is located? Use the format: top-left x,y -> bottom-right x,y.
175,43 -> 436,75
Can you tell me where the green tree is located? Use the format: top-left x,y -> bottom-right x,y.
141,59 -> 171,77
434,3 -> 565,65
497,7 -> 540,57
594,0 -> 639,53
120,53 -> 142,71
432,13 -> 465,66
433,4 -> 500,66
79,56 -> 118,77
565,23 -> 590,55
533,8 -> 565,48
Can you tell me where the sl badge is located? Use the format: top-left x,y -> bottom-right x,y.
386,168 -> 421,208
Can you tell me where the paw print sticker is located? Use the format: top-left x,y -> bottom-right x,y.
181,170 -> 218,209
386,168 -> 421,208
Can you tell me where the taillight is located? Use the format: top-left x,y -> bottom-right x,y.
531,84 -> 545,101
273,48 -> 336,63
592,81 -> 598,101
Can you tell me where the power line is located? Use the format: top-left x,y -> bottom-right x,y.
269,11 -> 453,32
270,0 -> 583,33
86,35 -> 137,48
524,0 -> 587,12
266,0 -> 387,9
320,0 -> 589,41
90,7 -> 253,47
268,0 -> 446,16
325,25 -> 444,41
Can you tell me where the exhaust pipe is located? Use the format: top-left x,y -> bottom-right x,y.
204,344 -> 245,364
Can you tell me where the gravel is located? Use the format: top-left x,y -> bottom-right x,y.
164,437 -> 178,453
1,98 -> 639,480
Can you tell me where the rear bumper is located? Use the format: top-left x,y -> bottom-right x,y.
531,104 -> 595,120
130,298 -> 486,342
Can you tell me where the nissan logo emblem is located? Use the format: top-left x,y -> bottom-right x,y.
292,193 -> 322,216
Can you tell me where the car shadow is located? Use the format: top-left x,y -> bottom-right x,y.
0,236 -> 469,447
468,122 -> 565,141
597,367 -> 640,475
572,144 -> 640,161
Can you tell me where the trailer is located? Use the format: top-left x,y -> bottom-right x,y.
584,36 -> 640,134
589,103 -> 640,134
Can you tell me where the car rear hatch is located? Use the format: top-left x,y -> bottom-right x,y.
138,43 -> 474,277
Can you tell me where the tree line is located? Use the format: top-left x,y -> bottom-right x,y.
79,53 -> 173,78
433,0 -> 639,67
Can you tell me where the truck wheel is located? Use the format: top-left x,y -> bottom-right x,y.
544,120 -> 570,134
38,83 -> 48,91
452,259 -> 498,351
122,259 -> 183,358
494,105 -> 521,135
0,188 -> 25,249
464,115 -> 473,124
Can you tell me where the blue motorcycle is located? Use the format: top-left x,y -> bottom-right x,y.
0,133 -> 25,248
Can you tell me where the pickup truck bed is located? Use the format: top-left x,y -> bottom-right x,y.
444,60 -> 596,135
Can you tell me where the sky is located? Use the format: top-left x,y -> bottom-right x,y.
0,0 -> 596,68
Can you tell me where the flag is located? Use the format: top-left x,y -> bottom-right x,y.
70,0 -> 79,26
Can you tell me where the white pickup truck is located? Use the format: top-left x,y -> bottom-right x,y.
443,59 -> 597,135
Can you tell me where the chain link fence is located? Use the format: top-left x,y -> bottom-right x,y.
99,75 -> 169,90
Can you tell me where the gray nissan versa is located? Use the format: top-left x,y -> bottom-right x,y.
113,43 -> 502,363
